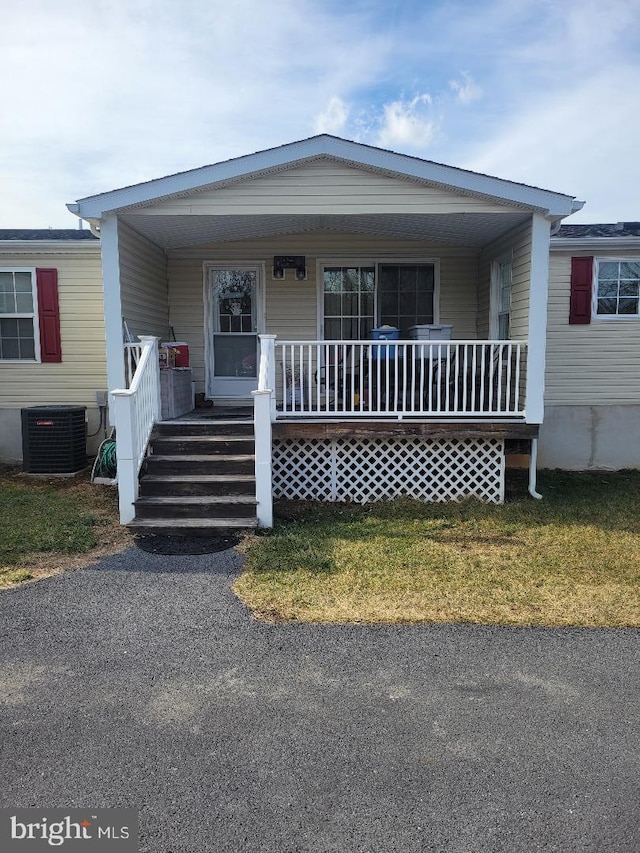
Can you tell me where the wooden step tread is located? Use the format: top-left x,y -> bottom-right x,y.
148,454 -> 255,462
135,495 -> 257,506
152,434 -> 253,442
141,474 -> 255,483
160,419 -> 254,426
128,517 -> 257,530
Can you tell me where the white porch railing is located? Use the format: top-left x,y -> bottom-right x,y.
112,336 -> 161,523
274,340 -> 527,419
124,342 -> 142,387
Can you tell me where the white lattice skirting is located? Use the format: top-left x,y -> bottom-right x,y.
272,437 -> 505,504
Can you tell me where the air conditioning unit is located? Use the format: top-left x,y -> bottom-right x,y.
21,406 -> 87,474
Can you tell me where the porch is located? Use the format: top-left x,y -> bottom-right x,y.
66,135 -> 583,528
112,335 -> 538,530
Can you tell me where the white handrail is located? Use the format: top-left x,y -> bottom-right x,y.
274,339 -> 527,419
124,343 -> 142,387
111,336 -> 161,523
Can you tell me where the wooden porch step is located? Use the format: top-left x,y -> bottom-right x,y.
154,420 -> 254,436
139,473 -> 256,497
145,453 -> 255,474
134,495 -> 257,519
150,436 -> 255,454
127,516 -> 258,535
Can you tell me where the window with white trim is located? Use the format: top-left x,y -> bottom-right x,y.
323,266 -> 375,340
378,264 -> 435,334
595,258 -> 640,316
490,257 -> 512,339
322,262 -> 436,340
0,269 -> 37,360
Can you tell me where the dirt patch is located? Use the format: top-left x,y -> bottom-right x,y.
0,464 -> 132,589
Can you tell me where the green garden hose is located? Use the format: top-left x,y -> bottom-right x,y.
91,436 -> 117,482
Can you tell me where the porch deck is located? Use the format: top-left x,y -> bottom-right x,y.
114,337 -> 540,527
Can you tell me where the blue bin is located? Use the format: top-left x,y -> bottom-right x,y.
370,326 -> 400,359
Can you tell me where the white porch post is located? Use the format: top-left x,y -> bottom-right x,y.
100,214 -> 125,424
259,334 -> 278,421
252,390 -> 273,528
525,213 -> 551,424
253,333 -> 276,528
111,390 -> 138,524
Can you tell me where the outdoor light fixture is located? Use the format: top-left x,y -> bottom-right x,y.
273,255 -> 306,280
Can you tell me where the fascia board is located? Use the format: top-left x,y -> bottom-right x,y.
551,237 -> 640,251
0,240 -> 100,253
69,135 -> 580,220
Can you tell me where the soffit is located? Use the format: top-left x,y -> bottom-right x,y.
119,212 -> 531,250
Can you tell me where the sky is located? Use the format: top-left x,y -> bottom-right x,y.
1,0 -> 639,228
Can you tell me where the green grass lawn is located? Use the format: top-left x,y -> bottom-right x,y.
0,467 -> 128,588
235,470 -> 640,627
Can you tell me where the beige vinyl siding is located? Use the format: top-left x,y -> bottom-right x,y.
0,248 -> 106,408
167,233 -> 479,393
546,248 -> 640,405
136,160 -> 524,217
478,219 -> 532,339
118,220 -> 169,339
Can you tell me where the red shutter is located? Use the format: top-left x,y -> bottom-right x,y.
36,268 -> 62,362
569,256 -> 594,324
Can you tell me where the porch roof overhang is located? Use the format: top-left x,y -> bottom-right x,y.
67,136 -> 584,250
115,211 -> 535,250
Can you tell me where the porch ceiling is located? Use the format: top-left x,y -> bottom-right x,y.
119,211 -> 531,250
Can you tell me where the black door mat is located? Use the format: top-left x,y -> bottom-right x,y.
134,532 -> 242,554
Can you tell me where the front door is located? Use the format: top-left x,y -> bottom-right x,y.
205,265 -> 261,398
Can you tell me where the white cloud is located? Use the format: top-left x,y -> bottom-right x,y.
1,0 -> 639,226
314,97 -> 349,135
376,94 -> 438,150
449,73 -> 481,105
463,67 -> 640,222
0,0 -> 391,225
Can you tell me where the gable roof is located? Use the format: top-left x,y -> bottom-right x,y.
68,135 -> 583,221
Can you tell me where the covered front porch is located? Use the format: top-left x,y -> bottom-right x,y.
67,135 -> 582,528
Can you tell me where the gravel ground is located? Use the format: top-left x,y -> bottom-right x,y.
0,543 -> 638,852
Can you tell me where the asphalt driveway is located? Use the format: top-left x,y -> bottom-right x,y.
0,543 -> 638,852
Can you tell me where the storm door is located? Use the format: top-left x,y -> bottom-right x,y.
205,266 -> 261,398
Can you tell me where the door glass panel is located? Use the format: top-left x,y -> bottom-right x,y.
213,334 -> 257,377
212,270 -> 256,333
210,269 -> 258,379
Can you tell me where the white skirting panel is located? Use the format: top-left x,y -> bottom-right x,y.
272,437 -> 505,504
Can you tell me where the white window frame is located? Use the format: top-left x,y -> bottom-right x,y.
316,257 -> 441,339
592,257 -> 640,320
490,253 -> 513,340
0,267 -> 41,362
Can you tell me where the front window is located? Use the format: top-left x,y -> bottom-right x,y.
378,264 -> 435,335
322,263 -> 436,340
0,269 -> 37,360
323,266 -> 375,340
595,259 -> 640,316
